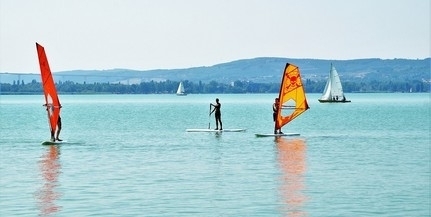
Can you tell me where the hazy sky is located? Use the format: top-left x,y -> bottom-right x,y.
0,0 -> 429,72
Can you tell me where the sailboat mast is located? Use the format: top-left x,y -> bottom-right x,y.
274,64 -> 289,131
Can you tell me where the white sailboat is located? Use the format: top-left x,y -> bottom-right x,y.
176,81 -> 187,96
318,64 -> 351,103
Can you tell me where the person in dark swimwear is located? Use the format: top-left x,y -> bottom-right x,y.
55,116 -> 62,141
49,116 -> 62,142
273,97 -> 283,134
45,103 -> 63,142
210,98 -> 223,130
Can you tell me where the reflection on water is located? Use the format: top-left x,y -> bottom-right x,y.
36,145 -> 62,216
275,137 -> 307,217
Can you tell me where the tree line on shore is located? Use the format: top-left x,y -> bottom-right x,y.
1,79 -> 429,94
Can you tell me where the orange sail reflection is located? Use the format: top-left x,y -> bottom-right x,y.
36,145 -> 62,216
275,137 -> 307,217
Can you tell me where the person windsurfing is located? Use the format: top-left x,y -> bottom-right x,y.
273,97 -> 283,134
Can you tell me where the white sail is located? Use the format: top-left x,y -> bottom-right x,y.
176,82 -> 187,96
320,73 -> 332,100
319,64 -> 350,102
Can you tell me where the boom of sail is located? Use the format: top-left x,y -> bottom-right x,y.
275,63 -> 309,130
318,64 -> 351,103
36,43 -> 61,138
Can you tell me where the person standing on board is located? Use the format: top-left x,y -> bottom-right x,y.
45,103 -> 63,142
273,98 -> 283,134
210,98 -> 223,130
55,116 -> 62,141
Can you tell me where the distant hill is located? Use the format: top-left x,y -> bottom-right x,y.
1,57 -> 429,84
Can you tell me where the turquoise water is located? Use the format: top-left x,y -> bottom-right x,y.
0,93 -> 429,216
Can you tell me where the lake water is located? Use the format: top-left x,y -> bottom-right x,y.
0,93 -> 429,216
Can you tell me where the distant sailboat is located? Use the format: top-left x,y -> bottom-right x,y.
36,43 -> 62,142
255,63 -> 309,137
318,64 -> 351,103
176,81 -> 187,96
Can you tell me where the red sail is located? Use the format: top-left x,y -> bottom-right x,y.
36,43 -> 61,137
275,63 -> 309,130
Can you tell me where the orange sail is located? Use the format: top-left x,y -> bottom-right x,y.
36,43 -> 61,139
275,63 -> 309,130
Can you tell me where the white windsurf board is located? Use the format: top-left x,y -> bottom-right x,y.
186,129 -> 246,132
255,133 -> 300,137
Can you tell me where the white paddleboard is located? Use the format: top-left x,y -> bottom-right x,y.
255,133 -> 300,137
186,129 -> 246,132
41,140 -> 67,145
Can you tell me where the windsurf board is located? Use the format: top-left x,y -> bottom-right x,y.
255,133 -> 300,137
41,140 -> 67,145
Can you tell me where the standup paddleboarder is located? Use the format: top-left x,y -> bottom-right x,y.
210,98 -> 223,130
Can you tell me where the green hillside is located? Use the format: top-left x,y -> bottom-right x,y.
1,57 -> 429,94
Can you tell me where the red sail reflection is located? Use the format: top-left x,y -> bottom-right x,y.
36,145 -> 62,216
275,137 -> 307,217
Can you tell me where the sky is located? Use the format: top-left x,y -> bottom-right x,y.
0,0 -> 429,73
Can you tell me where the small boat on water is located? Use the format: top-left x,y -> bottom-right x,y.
318,64 -> 351,103
176,81 -> 187,96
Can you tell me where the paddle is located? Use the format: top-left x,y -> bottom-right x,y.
208,103 -> 211,129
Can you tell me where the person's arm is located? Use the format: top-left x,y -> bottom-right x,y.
210,103 -> 215,114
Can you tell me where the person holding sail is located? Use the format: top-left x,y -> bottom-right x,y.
44,103 -> 63,142
273,97 -> 283,134
55,116 -> 62,141
210,98 -> 223,130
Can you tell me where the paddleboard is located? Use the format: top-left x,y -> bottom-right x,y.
255,133 -> 300,137
186,129 -> 246,132
41,140 -> 67,145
